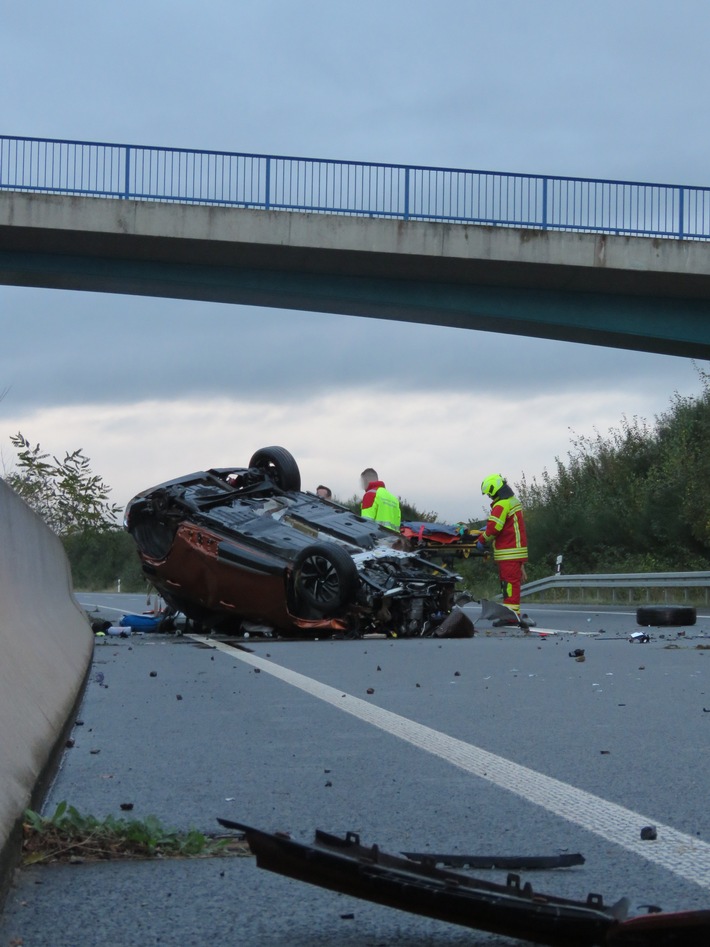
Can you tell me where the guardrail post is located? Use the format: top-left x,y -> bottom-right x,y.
678,186 -> 685,239
123,146 -> 130,200
265,157 -> 271,210
404,168 -> 410,220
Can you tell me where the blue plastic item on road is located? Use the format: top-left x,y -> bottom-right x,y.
119,613 -> 161,630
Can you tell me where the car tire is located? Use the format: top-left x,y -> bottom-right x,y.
293,542 -> 358,615
636,605 -> 697,627
249,446 -> 301,491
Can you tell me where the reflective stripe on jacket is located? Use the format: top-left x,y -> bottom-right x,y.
480,493 -> 527,561
361,481 -> 401,531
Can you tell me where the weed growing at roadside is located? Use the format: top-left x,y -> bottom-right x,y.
22,801 -> 246,865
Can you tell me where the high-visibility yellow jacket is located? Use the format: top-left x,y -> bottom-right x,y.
361,480 -> 401,531
479,486 -> 528,561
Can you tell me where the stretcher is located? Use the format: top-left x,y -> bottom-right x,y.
400,520 -> 485,559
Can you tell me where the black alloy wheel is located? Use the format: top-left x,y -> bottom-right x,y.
293,542 -> 358,615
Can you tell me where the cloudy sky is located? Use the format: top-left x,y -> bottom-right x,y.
1,1 -> 708,523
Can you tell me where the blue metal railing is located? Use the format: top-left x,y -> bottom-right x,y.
2,134 -> 709,240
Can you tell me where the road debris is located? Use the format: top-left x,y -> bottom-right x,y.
217,820 -> 710,946
400,850 -> 585,870
217,820 -> 621,944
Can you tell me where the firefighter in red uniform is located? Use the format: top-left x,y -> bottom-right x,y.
476,474 -> 529,623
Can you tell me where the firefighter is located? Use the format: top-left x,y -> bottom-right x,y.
476,474 -> 529,623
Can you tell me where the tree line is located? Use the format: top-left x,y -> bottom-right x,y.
517,369 -> 710,579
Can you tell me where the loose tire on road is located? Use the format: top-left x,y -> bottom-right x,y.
636,605 -> 697,627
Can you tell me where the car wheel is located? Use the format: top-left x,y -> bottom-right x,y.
249,446 -> 301,491
636,605 -> 697,627
293,542 -> 358,615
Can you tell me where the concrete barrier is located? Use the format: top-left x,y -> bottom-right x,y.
0,480 -> 93,903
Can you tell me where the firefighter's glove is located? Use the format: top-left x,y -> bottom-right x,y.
475,539 -> 487,553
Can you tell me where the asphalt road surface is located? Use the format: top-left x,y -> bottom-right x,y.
1,597 -> 708,946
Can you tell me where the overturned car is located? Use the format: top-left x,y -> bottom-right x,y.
124,447 -> 467,639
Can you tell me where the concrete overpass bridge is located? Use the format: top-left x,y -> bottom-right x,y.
2,135 -> 710,359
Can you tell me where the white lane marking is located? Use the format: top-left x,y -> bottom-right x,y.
193,635 -> 710,890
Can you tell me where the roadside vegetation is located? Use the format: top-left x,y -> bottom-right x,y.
518,369 -> 710,579
4,370 -> 710,593
22,801 -> 245,864
5,433 -> 122,534
3,431 -> 146,592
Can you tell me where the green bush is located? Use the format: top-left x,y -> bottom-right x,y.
517,370 -> 710,576
63,529 -> 146,592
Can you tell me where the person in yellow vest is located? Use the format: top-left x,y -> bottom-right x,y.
360,467 -> 401,531
476,473 -> 529,623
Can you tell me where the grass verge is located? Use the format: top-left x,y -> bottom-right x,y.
22,802 -> 249,865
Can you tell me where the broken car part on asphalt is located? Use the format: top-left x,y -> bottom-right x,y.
218,821 -> 710,947
479,598 -> 537,630
400,850 -> 585,870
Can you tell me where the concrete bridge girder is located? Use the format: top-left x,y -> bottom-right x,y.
1,191 -> 710,358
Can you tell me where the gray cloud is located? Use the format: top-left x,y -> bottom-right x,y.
0,286 -> 700,418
